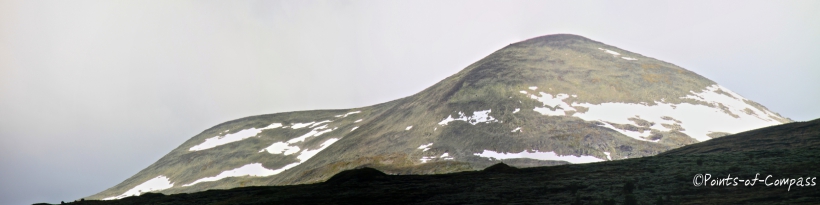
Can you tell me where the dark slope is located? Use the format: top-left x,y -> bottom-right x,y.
52,118 -> 820,205
662,118 -> 820,155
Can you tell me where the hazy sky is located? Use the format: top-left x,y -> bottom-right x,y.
1,0 -> 818,204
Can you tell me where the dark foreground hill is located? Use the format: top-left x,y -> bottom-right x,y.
44,118 -> 820,205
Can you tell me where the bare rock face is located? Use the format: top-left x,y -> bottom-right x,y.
88,34 -> 790,200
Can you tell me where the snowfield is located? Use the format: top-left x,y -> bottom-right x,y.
103,176 -> 174,200
189,123 -> 283,151
522,84 -> 785,142
183,163 -> 299,187
474,150 -> 604,164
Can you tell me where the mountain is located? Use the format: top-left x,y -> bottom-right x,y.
52,118 -> 820,205
86,34 -> 791,200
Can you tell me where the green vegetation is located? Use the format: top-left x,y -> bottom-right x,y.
54,119 -> 820,204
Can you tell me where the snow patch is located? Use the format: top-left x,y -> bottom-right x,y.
183,163 -> 299,187
406,126 -> 413,130
199,138 -> 343,186
513,108 -> 520,113
528,86 -> 538,90
521,84 -> 785,142
291,122 -> 315,129
474,150 -> 604,164
260,142 -> 300,155
420,156 -> 434,163
296,138 -> 340,162
287,124 -> 335,144
621,57 -> 637,60
354,119 -> 363,123
189,123 -> 283,151
335,111 -> 361,118
418,143 -> 433,152
351,126 -> 358,131
604,152 -> 612,161
420,152 -> 454,163
441,153 -> 454,160
103,176 -> 174,200
598,47 -> 620,55
308,120 -> 332,128
597,121 -> 657,142
511,127 -> 522,132
438,109 -> 498,126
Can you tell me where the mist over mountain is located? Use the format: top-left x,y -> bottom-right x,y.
87,34 -> 790,200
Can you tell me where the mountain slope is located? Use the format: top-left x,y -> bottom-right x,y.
87,34 -> 790,200
59,118 -> 820,205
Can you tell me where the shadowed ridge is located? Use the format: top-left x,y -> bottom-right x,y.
661,118 -> 820,155
324,167 -> 388,184
482,163 -> 519,173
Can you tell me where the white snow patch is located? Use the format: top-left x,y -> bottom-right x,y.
420,152 -> 454,163
438,109 -> 498,126
287,124 -> 335,144
103,176 -> 174,200
351,126 -> 358,131
441,153 -> 454,160
604,152 -> 612,161
296,138 -> 340,162
511,127 -> 522,132
190,123 -> 283,151
519,90 -> 528,94
260,142 -> 301,155
354,119 -> 363,123
309,120 -> 332,128
406,126 -> 413,130
598,121 -> 657,142
420,156 -> 435,163
291,122 -> 315,129
475,150 -> 604,164
598,47 -> 620,55
528,86 -> 538,90
621,57 -> 637,60
335,111 -> 361,118
202,138 -> 343,186
521,84 -> 785,142
183,163 -> 299,187
513,108 -> 520,113
418,143 -> 433,152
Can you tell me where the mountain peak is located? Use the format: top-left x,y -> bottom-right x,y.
516,33 -> 595,45
88,34 -> 791,200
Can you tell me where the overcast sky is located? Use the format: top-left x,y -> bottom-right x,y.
1,0 -> 818,204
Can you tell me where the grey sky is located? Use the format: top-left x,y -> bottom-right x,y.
1,0 -> 818,204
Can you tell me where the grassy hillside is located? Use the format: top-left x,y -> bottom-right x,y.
86,34 -> 791,200
52,118 -> 820,204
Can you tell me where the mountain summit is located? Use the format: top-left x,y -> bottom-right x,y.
88,34 -> 790,200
